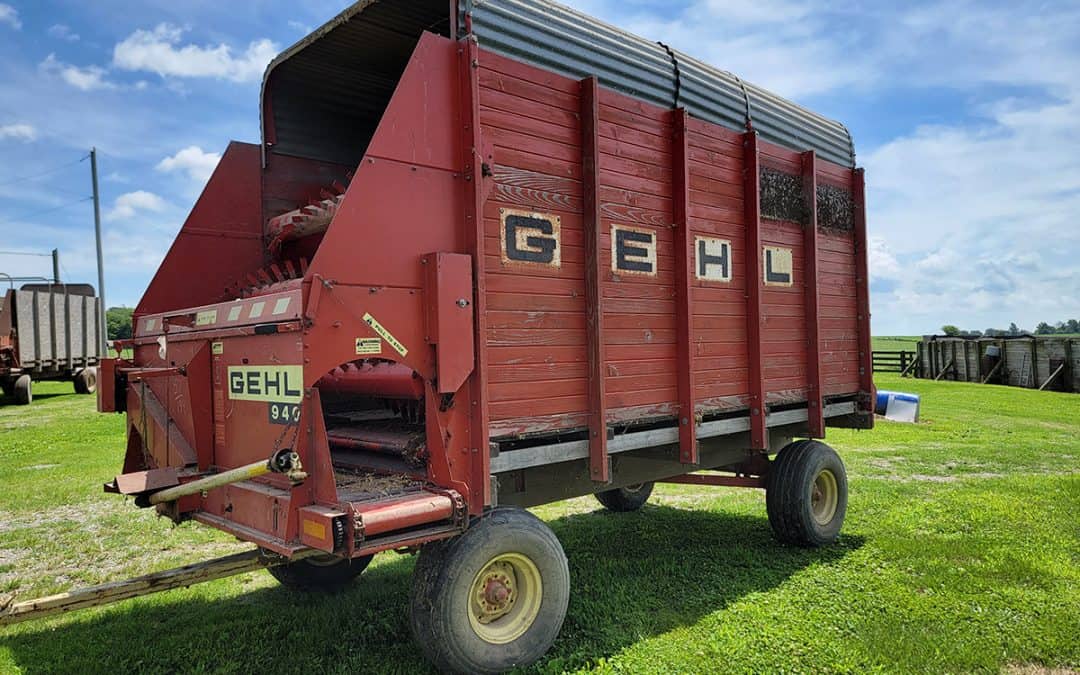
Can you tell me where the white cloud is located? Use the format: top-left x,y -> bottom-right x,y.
48,24 -> 80,42
156,146 -> 220,182
107,190 -> 168,221
0,3 -> 20,30
40,54 -> 116,91
0,123 -> 36,141
112,24 -> 278,83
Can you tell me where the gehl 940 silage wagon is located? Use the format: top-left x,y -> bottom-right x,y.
0,1 -> 873,671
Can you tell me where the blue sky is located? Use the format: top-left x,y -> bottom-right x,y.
0,0 -> 1077,335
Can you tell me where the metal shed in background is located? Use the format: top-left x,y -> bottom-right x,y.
917,335 -> 1079,392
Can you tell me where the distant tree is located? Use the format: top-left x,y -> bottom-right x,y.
1008,322 -> 1021,336
941,324 -> 961,336
106,306 -> 134,341
1067,319 -> 1080,334
984,327 -> 1001,337
1035,322 -> 1054,335
962,330 -> 982,338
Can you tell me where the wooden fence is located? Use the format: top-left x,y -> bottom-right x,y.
915,335 -> 1078,392
872,350 -> 918,375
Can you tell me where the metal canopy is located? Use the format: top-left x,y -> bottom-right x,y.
260,0 -> 451,167
261,0 -> 855,168
461,0 -> 856,167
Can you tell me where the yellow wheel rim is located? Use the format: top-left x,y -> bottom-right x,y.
810,469 -> 839,525
467,552 -> 543,645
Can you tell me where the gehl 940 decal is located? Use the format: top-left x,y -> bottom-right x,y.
500,211 -> 793,285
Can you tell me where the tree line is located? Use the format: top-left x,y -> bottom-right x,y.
940,320 -> 1079,338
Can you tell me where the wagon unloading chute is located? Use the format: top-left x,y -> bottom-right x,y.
5,2 -> 874,671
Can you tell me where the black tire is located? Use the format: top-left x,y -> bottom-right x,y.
74,367 -> 97,395
267,553 -> 373,591
766,440 -> 848,547
595,481 -> 654,512
13,375 -> 31,406
410,507 -> 570,674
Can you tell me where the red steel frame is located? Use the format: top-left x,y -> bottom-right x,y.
742,132 -> 768,449
459,35 -> 492,508
802,150 -> 825,437
853,168 -> 874,412
581,76 -> 610,483
673,109 -> 698,464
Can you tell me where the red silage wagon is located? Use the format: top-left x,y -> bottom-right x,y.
5,1 -> 875,671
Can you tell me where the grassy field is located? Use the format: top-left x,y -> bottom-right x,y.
872,335 -> 921,352
1,375 -> 1077,674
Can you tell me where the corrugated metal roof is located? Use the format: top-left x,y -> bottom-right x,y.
461,0 -> 856,166
260,0 -> 855,168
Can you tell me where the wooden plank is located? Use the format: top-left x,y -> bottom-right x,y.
1066,338 -> 1075,392
673,109 -> 698,464
1038,363 -> 1065,391
980,358 -> 1002,385
581,76 -> 609,483
1030,338 -> 1038,388
743,132 -> 767,449
802,150 -> 824,437
934,359 -> 954,381
0,549 -> 305,625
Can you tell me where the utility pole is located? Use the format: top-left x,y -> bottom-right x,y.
90,147 -> 107,354
51,248 -> 60,284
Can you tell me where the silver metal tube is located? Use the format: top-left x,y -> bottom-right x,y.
146,450 -> 306,505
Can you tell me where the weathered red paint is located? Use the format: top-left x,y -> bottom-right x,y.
580,76 -> 610,483
673,108 -> 698,464
853,168 -> 875,418
802,150 -> 825,438
743,132 -> 768,449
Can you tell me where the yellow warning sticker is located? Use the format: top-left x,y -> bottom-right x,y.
356,337 -> 382,355
195,309 -> 218,326
362,313 -> 408,357
212,341 -> 224,355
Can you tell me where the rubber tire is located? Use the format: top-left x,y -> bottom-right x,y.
410,507 -> 570,674
766,440 -> 848,547
74,367 -> 97,395
13,375 -> 31,405
595,481 -> 654,512
267,553 -> 373,591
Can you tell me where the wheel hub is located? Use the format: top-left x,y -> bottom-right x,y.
468,553 -> 543,645
475,562 -> 517,622
810,469 -> 839,525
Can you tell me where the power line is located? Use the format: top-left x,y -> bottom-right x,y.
0,155 -> 90,189
0,250 -> 53,257
0,196 -> 93,227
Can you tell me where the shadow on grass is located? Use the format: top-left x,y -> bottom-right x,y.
1,505 -> 862,674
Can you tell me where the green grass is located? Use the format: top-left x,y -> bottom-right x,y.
872,335 -> 921,352
1,377 -> 1078,674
